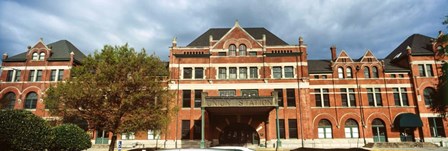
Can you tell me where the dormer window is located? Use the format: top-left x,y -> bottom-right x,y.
228,44 -> 236,56
239,44 -> 247,56
39,52 -> 45,60
32,52 -> 38,60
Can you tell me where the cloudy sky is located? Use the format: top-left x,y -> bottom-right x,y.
1,0 -> 447,61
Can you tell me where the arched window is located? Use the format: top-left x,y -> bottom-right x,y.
344,119 -> 359,138
25,92 -> 38,109
39,52 -> 45,60
32,52 -> 39,60
424,88 -> 436,106
228,44 -> 236,56
2,92 -> 16,109
346,67 -> 353,78
372,66 -> 379,78
338,67 -> 344,79
318,119 -> 332,138
364,67 -> 370,78
239,44 -> 247,56
372,119 -> 387,142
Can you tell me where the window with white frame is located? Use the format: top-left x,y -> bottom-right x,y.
423,87 -> 435,106
218,67 -> 227,79
57,69 -> 64,81
315,88 -> 330,107
36,70 -> 42,81
6,70 -> 21,82
49,69 -> 65,81
239,67 -> 247,79
25,92 -> 37,109
318,119 -> 332,138
418,64 -> 433,77
284,66 -> 294,78
183,67 -> 192,79
229,44 -> 236,56
229,67 -> 237,79
239,44 -> 247,56
50,70 -> 57,81
367,88 -> 382,106
364,67 -> 370,78
393,88 -> 408,106
121,132 -> 135,140
219,89 -> 236,96
344,119 -> 359,138
148,130 -> 160,139
194,67 -> 203,79
428,117 -> 445,137
338,67 -> 344,79
341,88 -> 356,107
249,67 -> 258,79
372,66 -> 379,78
346,67 -> 352,78
273,66 -> 282,78
32,52 -> 38,60
39,52 -> 45,60
28,70 -> 42,82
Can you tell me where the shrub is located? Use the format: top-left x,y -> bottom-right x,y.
50,124 -> 92,151
0,110 -> 51,151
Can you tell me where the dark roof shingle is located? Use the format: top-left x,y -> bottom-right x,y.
385,34 -> 434,60
308,60 -> 332,74
187,28 -> 288,47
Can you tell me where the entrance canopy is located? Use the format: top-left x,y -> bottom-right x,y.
394,113 -> 423,128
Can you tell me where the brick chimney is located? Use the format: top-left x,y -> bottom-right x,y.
330,45 -> 337,61
172,37 -> 177,48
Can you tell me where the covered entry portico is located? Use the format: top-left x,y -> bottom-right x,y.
199,92 -> 280,148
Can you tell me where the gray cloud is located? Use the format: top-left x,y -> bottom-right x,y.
1,0 -> 447,61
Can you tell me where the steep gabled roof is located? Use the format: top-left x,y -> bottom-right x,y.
382,59 -> 410,72
3,40 -> 86,63
187,28 -> 288,47
385,34 -> 434,60
308,60 -> 332,74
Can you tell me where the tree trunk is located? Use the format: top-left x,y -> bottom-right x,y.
109,133 -> 117,151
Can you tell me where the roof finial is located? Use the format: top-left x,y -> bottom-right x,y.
299,36 -> 304,46
234,19 -> 240,27
172,37 -> 177,44
406,46 -> 411,50
39,37 -> 43,41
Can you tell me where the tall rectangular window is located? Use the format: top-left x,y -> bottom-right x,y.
181,120 -> 190,139
288,119 -> 298,138
57,69 -> 64,81
194,68 -> 203,79
183,68 -> 192,79
275,89 -> 284,107
194,90 -> 202,108
393,88 -> 409,106
286,89 -> 296,107
193,120 -> 201,140
315,88 -> 330,107
273,66 -> 282,78
367,88 -> 382,106
284,66 -> 294,78
6,70 -> 13,82
429,117 -> 445,137
249,67 -> 258,79
279,119 -> 285,139
341,88 -> 356,107
239,67 -> 247,79
426,64 -> 433,77
418,64 -> 425,76
182,90 -> 191,108
28,70 -> 35,81
229,67 -> 237,79
219,67 -> 226,79
219,90 -> 236,97
50,70 -> 57,81
14,70 -> 21,82
36,70 -> 42,81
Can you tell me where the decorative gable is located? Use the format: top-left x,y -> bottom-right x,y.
27,38 -> 51,61
359,50 -> 379,63
334,50 -> 354,63
212,21 -> 263,49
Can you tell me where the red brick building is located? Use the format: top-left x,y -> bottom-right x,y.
0,38 -> 85,119
163,22 -> 448,148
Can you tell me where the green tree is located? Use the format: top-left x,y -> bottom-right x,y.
0,110 -> 52,151
45,44 -> 172,151
50,124 -> 92,151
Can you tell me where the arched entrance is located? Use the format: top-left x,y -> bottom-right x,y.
219,123 -> 260,146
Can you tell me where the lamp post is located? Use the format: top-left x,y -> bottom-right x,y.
355,66 -> 367,145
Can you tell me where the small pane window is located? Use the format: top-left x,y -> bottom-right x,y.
346,67 -> 352,78
284,66 -> 294,78
318,119 -> 332,139
418,65 -> 425,76
219,67 -> 227,79
50,70 -> 57,81
57,69 -> 64,81
28,70 -> 35,81
229,44 -> 236,56
229,67 -> 237,79
39,52 -> 45,60
273,66 -> 282,78
345,119 -> 359,138
426,64 -> 433,77
36,70 -> 42,81
32,52 -> 38,60
194,68 -> 203,79
239,44 -> 247,56
364,67 -> 370,78
183,68 -> 192,79
239,67 -> 247,79
6,70 -> 14,82
249,67 -> 258,79
219,90 -> 236,97
14,70 -> 21,82
241,89 -> 258,97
